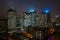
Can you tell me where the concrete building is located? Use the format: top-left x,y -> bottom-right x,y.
16,17 -> 24,32
51,15 -> 60,28
33,12 -> 51,40
39,12 -> 47,27
8,8 -> 17,31
30,10 -> 36,27
22,12 -> 31,31
22,10 -> 36,32
23,12 -> 31,27
0,17 -> 7,32
39,12 -> 51,27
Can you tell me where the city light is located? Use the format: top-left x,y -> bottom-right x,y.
43,7 -> 51,14
28,6 -> 35,13
49,28 -> 55,34
29,9 -> 35,12
20,28 -> 25,32
45,10 -> 49,13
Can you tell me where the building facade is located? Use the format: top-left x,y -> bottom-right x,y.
8,8 -> 17,31
30,11 -> 36,27
0,17 -> 7,32
39,12 -> 51,27
23,12 -> 31,27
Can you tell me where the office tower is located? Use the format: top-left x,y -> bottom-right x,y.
52,15 -> 60,27
0,17 -> 7,32
23,12 -> 31,31
39,12 -> 51,27
29,10 -> 36,27
19,17 -> 24,27
39,12 -> 47,27
16,17 -> 24,29
36,13 -> 41,26
23,12 -> 31,27
35,11 -> 51,40
8,8 -> 17,31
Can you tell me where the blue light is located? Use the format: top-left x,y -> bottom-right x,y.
45,10 -> 49,13
28,6 -> 35,13
29,10 -> 35,12
43,7 -> 52,13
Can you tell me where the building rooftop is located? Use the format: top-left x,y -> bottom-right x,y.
8,8 -> 16,12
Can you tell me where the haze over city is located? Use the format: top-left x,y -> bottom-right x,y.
0,0 -> 60,18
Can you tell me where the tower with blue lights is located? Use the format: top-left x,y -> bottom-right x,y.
40,10 -> 51,27
29,9 -> 36,27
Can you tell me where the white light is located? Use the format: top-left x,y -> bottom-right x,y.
21,28 -> 24,31
56,23 -> 60,26
21,28 -> 25,32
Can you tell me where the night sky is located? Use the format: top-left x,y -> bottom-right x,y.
0,0 -> 60,17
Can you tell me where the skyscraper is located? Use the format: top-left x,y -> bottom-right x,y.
39,12 -> 51,27
8,8 -> 17,31
23,12 -> 31,27
29,10 -> 36,27
0,17 -> 7,32
36,13 -> 41,26
22,12 -> 31,31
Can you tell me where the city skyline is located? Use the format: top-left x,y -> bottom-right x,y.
0,0 -> 60,17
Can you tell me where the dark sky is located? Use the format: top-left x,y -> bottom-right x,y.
0,0 -> 60,17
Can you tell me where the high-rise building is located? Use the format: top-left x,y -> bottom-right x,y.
39,12 -> 51,27
36,13 -> 41,26
22,12 -> 31,31
19,17 -> 23,27
39,12 -> 47,27
23,12 -> 31,27
29,10 -> 36,27
52,15 -> 60,27
8,8 -> 17,31
0,17 -> 7,32
33,12 -> 51,39
16,17 -> 24,29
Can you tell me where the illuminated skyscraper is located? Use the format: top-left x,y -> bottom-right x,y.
22,10 -> 36,31
36,13 -> 41,26
29,10 -> 36,27
39,11 -> 51,27
39,13 -> 47,27
23,12 -> 31,27
8,8 -> 17,31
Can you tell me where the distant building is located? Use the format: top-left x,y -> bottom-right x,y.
39,12 -> 51,27
36,13 -> 41,26
8,8 -> 17,31
23,12 -> 31,27
35,12 -> 51,40
22,12 -> 31,31
22,10 -> 36,31
52,16 -> 60,27
29,10 -> 36,27
0,17 -> 7,32
16,17 -> 24,29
